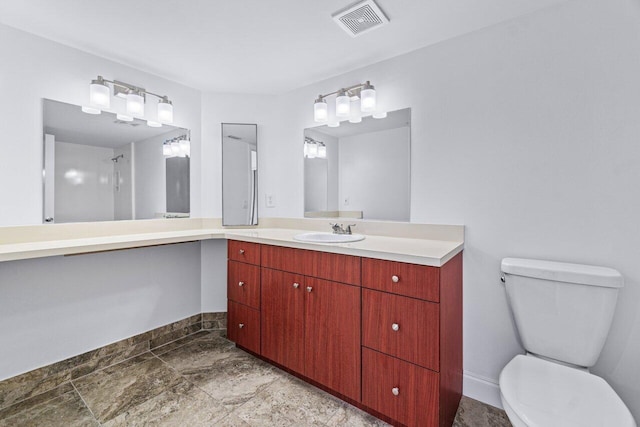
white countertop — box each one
[0,220,464,266]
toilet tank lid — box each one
[501,258,623,288]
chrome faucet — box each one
[330,223,356,235]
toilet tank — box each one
[501,258,623,368]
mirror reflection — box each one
[304,108,410,221]
[43,99,190,223]
[222,123,258,226]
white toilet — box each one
[499,257,636,427]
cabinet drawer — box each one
[363,289,439,371]
[227,261,261,309]
[227,301,260,354]
[362,258,439,302]
[228,240,261,265]
[261,245,361,285]
[363,348,439,427]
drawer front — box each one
[362,258,439,302]
[227,261,261,309]
[228,240,261,265]
[261,245,361,285]
[227,301,260,354]
[362,348,439,427]
[363,289,440,371]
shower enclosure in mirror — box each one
[222,123,258,226]
[304,108,410,221]
[43,99,190,224]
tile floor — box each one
[0,331,512,426]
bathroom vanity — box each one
[226,238,463,427]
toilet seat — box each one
[499,355,636,427]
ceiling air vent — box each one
[332,0,389,38]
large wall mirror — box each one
[222,123,258,226]
[43,99,190,224]
[304,108,411,221]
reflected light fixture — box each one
[84,75,175,124]
[163,134,191,158]
[317,143,327,159]
[81,106,101,114]
[304,137,327,159]
[312,80,377,123]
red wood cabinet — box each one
[226,240,463,427]
[362,253,463,427]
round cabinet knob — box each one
[306,286,313,293]
[238,323,245,329]
[238,281,245,287]
[293,283,300,289]
[391,275,400,283]
[239,249,245,255]
[392,387,399,396]
[391,323,400,332]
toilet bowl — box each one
[500,354,635,427]
[499,258,636,427]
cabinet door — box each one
[227,261,260,309]
[363,289,440,371]
[304,277,361,402]
[363,348,439,427]
[227,301,260,354]
[261,268,305,373]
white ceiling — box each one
[0,0,566,94]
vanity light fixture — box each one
[84,75,174,124]
[312,80,377,123]
[317,143,327,158]
[89,76,111,109]
[116,113,133,122]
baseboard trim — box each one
[463,370,503,409]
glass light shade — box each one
[335,93,350,117]
[157,101,173,124]
[317,145,327,158]
[307,143,318,158]
[360,87,376,112]
[126,92,145,116]
[147,120,162,128]
[349,116,362,123]
[328,121,340,128]
[163,144,172,157]
[89,81,110,109]
[179,139,190,157]
[314,99,328,122]
[116,113,133,122]
[81,106,101,115]
[372,111,387,119]
[304,142,310,157]
[171,141,180,156]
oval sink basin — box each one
[293,232,366,244]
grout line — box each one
[71,381,102,426]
